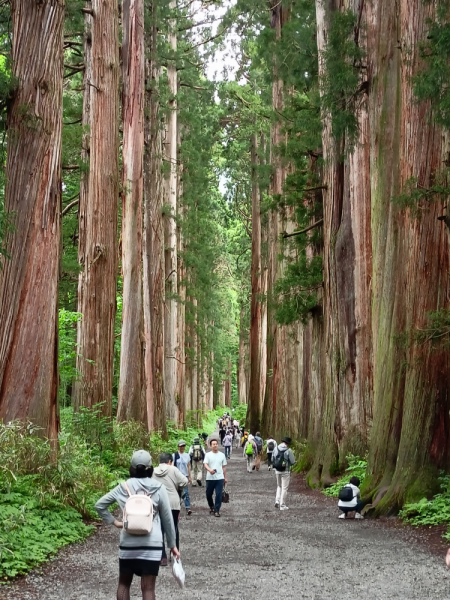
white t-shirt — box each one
[173,451,190,478]
[337,483,360,508]
[204,451,227,480]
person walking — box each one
[219,426,226,446]
[265,435,277,470]
[223,430,233,459]
[243,434,257,472]
[253,431,264,471]
[152,452,187,566]
[95,450,179,600]
[272,436,295,510]
[173,440,192,515]
[189,436,205,486]
[203,439,228,517]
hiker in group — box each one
[223,428,233,459]
[173,440,192,515]
[204,438,228,517]
[253,431,264,471]
[95,450,179,600]
[152,452,187,566]
[189,436,205,486]
[338,476,365,519]
[243,434,258,472]
[241,430,249,448]
[265,435,277,470]
[272,436,296,510]
[219,426,226,446]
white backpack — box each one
[122,481,154,535]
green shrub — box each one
[400,472,450,540]
[322,454,367,497]
[0,403,233,579]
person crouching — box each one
[338,476,364,519]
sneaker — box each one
[210,508,215,515]
[160,558,168,566]
[274,502,280,508]
[186,509,192,516]
[268,467,271,471]
[252,465,256,471]
[280,505,289,511]
[355,513,364,519]
[197,480,202,487]
[214,512,221,517]
[338,513,346,519]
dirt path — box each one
[5,452,450,600]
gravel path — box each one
[5,452,450,600]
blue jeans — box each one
[224,445,231,459]
[182,484,190,509]
[206,479,225,513]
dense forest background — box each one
[2,0,450,573]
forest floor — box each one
[5,453,450,600]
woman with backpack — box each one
[95,450,180,600]
[272,437,295,510]
[243,434,258,472]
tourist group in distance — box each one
[93,411,366,600]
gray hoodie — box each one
[152,464,188,510]
[272,443,295,471]
[95,477,176,558]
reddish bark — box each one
[117,0,146,423]
[0,0,64,440]
[74,0,120,416]
[143,2,166,433]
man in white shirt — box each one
[203,439,228,517]
[173,440,192,515]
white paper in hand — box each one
[172,557,185,588]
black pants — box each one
[267,452,273,467]
[339,500,364,515]
[161,509,180,559]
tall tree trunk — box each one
[74,0,120,416]
[263,0,289,438]
[176,141,185,426]
[143,0,166,433]
[0,0,64,439]
[248,134,264,428]
[237,305,248,404]
[164,1,179,423]
[117,0,146,423]
[365,0,450,510]
[306,0,373,486]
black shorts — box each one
[119,558,160,577]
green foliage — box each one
[58,309,81,406]
[400,473,450,540]
[391,173,450,213]
[396,307,450,349]
[414,2,450,128]
[322,454,367,497]
[0,403,232,579]
[321,9,366,146]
